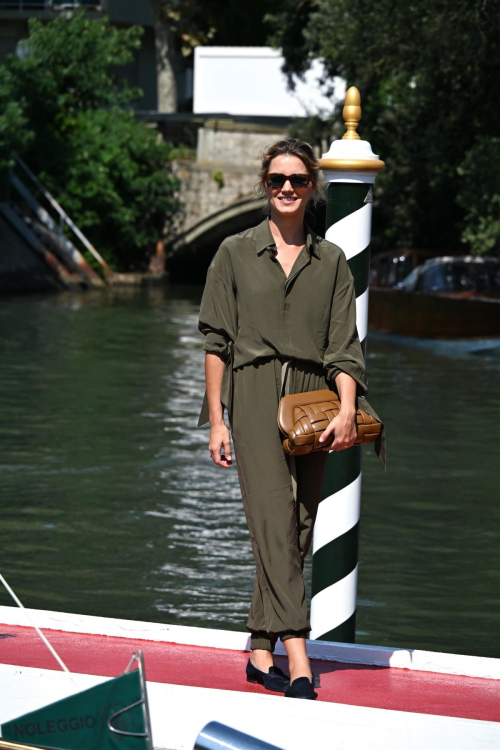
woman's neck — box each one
[269,212,306,248]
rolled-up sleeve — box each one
[323,252,368,396]
[198,241,237,362]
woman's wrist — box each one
[209,410,226,427]
[335,373,357,420]
[339,404,356,418]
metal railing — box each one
[0,1,101,10]
[13,158,112,279]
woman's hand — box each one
[209,421,233,468]
[319,409,357,451]
[205,352,232,468]
[319,372,358,451]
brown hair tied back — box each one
[257,137,325,207]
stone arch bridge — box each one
[164,120,326,282]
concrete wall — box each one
[105,0,152,26]
[173,123,286,233]
[172,160,259,233]
[197,126,285,167]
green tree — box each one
[0,66,32,173]
[146,0,285,111]
[457,137,500,256]
[3,10,179,270]
[268,0,500,256]
[40,107,179,270]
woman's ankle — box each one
[287,654,311,681]
[282,637,312,682]
[250,648,274,673]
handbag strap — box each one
[280,357,293,398]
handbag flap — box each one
[277,389,340,435]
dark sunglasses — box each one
[265,172,312,189]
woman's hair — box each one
[256,137,325,206]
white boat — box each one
[0,606,499,750]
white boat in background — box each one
[0,606,499,750]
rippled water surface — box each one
[0,286,498,658]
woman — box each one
[197,138,370,700]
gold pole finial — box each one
[342,86,361,140]
[319,86,384,172]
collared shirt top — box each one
[198,219,385,466]
[199,214,367,380]
[197,218,385,467]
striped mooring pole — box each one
[310,87,384,642]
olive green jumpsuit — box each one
[197,218,382,651]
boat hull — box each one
[369,288,500,337]
[0,607,499,750]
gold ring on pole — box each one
[320,158,385,172]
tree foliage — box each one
[146,0,285,112]
[0,67,32,173]
[2,10,179,270]
[457,137,500,256]
[151,0,282,54]
[39,107,180,270]
[267,0,500,256]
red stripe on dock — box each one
[0,625,498,722]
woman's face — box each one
[264,154,315,219]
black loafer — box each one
[284,676,317,700]
[246,658,290,692]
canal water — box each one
[0,285,498,659]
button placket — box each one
[284,251,311,354]
[267,246,287,281]
[284,250,310,294]
[266,244,311,353]
[266,246,288,349]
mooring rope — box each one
[0,573,79,689]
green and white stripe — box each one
[311,140,381,643]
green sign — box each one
[1,669,150,750]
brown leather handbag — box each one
[277,389,382,456]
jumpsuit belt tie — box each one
[197,341,234,428]
[279,357,298,503]
[220,341,234,423]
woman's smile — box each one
[265,154,315,217]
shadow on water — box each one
[0,284,499,658]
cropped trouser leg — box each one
[230,357,328,650]
[246,449,328,651]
